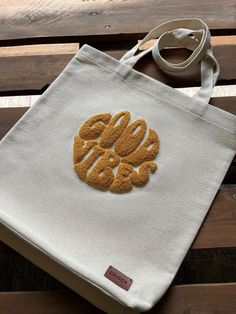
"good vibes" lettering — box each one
[73,111,159,193]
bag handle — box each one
[120,18,220,104]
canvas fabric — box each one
[0,18,235,313]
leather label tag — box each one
[104,265,133,291]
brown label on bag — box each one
[104,265,133,291]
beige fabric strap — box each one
[120,18,220,104]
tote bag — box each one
[0,18,235,313]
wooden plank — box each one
[0,107,28,140]
[155,283,236,314]
[0,43,80,57]
[192,188,236,249]
[139,36,236,50]
[173,248,236,285]
[209,97,236,114]
[0,283,235,313]
[0,44,236,93]
[0,0,235,44]
[211,35,236,45]
[0,290,102,314]
[0,44,79,93]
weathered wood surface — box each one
[0,0,235,44]
[139,36,236,50]
[191,187,236,249]
[0,290,102,314]
[153,283,236,314]
[0,43,235,92]
[0,283,235,313]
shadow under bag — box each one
[0,18,236,313]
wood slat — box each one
[209,97,236,115]
[0,290,102,314]
[0,107,28,140]
[152,283,236,314]
[0,0,235,44]
[0,43,235,93]
[0,44,79,93]
[0,283,235,313]
[0,43,80,57]
[173,248,236,285]
[192,188,236,249]
[139,35,236,50]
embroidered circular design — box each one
[73,111,159,193]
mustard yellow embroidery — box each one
[74,145,105,180]
[73,135,97,164]
[73,112,159,193]
[86,150,120,190]
[114,119,147,157]
[79,113,112,140]
[109,163,134,193]
[121,129,159,167]
[131,161,157,186]
[100,111,130,148]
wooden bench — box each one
[0,1,235,313]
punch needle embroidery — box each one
[73,111,159,193]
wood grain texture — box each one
[151,283,236,314]
[0,0,235,43]
[192,188,236,248]
[0,283,235,314]
[0,44,235,92]
[0,290,103,314]
[0,44,80,92]
[0,43,79,57]
[209,97,236,115]
[0,107,28,140]
[173,248,236,285]
[139,36,236,50]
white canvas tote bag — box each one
[0,18,236,313]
